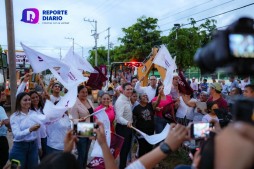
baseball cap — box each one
[210,82,222,92]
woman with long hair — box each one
[29,90,47,159]
[70,85,94,169]
[9,92,41,169]
[17,74,48,159]
[152,85,174,133]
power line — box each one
[161,2,254,32]
[159,0,213,21]
[89,0,116,17]
[97,0,126,16]
[159,0,234,27]
[182,2,254,27]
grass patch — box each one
[158,148,192,169]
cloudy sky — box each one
[0,0,253,59]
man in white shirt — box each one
[190,77,198,91]
[135,75,157,102]
[115,82,133,169]
[190,77,198,98]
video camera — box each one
[194,17,254,75]
[194,17,254,126]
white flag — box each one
[163,68,174,95]
[43,100,67,122]
[50,66,88,90]
[63,48,97,73]
[153,45,177,70]
[91,108,111,157]
[43,87,77,122]
[153,45,177,95]
[132,124,170,145]
[56,86,77,108]
[21,43,70,74]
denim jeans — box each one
[154,116,167,134]
[9,140,38,169]
[40,137,47,159]
[46,145,62,155]
[77,137,91,169]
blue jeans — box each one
[77,137,91,169]
[41,137,47,159]
[46,145,62,155]
[9,140,38,169]
[154,116,167,134]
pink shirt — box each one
[94,105,115,132]
[152,95,173,118]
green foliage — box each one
[87,17,217,69]
[164,18,217,69]
[117,16,161,61]
[88,46,108,66]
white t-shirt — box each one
[202,114,219,123]
[176,97,194,120]
[50,95,62,104]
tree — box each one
[162,18,217,69]
[117,16,161,61]
[87,46,108,66]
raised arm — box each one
[95,120,118,169]
[181,94,196,107]
[152,87,162,110]
[16,73,30,96]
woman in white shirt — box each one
[29,90,47,159]
[9,92,41,169]
[16,74,48,159]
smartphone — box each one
[73,122,97,137]
[191,122,213,139]
[11,159,20,169]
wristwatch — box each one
[160,142,172,155]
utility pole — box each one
[105,27,110,66]
[65,37,74,55]
[74,43,84,58]
[174,23,181,39]
[84,18,98,66]
[5,0,17,114]
[60,48,62,60]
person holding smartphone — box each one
[9,92,41,169]
[69,85,94,169]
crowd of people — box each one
[0,71,254,169]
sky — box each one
[0,0,253,59]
